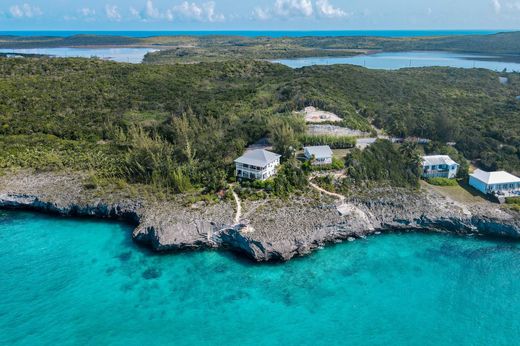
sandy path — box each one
[308,181,346,203]
[232,189,242,224]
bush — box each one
[310,157,345,171]
[345,139,420,188]
[506,197,520,205]
[273,159,308,196]
[299,135,355,149]
[426,177,459,186]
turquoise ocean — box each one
[1,210,519,345]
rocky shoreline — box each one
[1,171,519,262]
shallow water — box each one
[273,51,520,71]
[0,47,158,63]
[1,210,519,345]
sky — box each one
[0,0,518,31]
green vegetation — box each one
[294,65,520,174]
[507,197,520,204]
[344,140,421,188]
[506,197,520,212]
[268,116,306,159]
[426,177,459,186]
[302,157,345,171]
[299,134,356,149]
[0,57,519,196]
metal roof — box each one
[470,169,520,185]
[234,149,281,167]
[422,155,458,166]
[304,145,333,159]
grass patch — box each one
[506,197,520,212]
[426,177,459,186]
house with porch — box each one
[304,145,333,165]
[234,149,281,181]
[421,155,459,179]
[469,169,520,197]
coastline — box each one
[1,171,519,262]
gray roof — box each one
[304,145,333,159]
[422,155,458,167]
[235,149,281,167]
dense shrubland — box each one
[343,140,421,188]
[0,57,518,196]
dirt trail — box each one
[308,181,346,203]
[231,189,242,224]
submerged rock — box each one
[142,268,162,280]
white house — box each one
[421,155,459,179]
[469,169,520,197]
[234,149,281,181]
[304,145,333,165]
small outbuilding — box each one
[304,145,333,165]
[421,155,459,179]
[469,169,520,197]
[234,149,281,181]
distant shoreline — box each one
[0,29,510,39]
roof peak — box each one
[235,149,281,167]
[471,169,520,184]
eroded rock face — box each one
[1,171,519,262]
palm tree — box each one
[400,141,422,175]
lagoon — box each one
[1,210,520,345]
[273,51,520,71]
[0,47,158,63]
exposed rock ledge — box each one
[0,171,519,262]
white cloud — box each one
[145,0,161,19]
[253,7,271,20]
[254,0,349,20]
[505,1,520,10]
[316,0,347,18]
[492,0,502,13]
[274,0,313,17]
[79,7,96,17]
[170,1,225,22]
[105,4,121,21]
[129,6,140,18]
[9,3,43,18]
[126,1,223,22]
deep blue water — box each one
[1,210,520,345]
[0,30,507,38]
[273,51,520,71]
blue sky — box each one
[0,0,517,31]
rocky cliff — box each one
[1,171,519,262]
